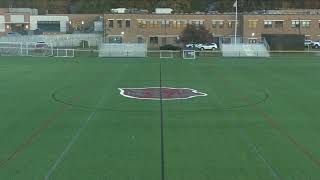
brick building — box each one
[104,10,320,47]
[242,14,320,41]
[1,8,320,48]
[103,13,238,48]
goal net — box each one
[54,49,75,57]
[183,50,196,59]
[0,42,23,56]
[160,50,174,59]
[25,42,54,57]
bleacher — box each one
[220,37,270,57]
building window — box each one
[108,36,122,43]
[168,21,173,28]
[150,20,156,28]
[108,20,114,28]
[291,20,300,28]
[172,21,177,28]
[264,21,272,28]
[142,20,147,28]
[199,20,204,27]
[301,21,310,28]
[177,21,181,28]
[125,20,131,28]
[319,21,320,28]
[137,20,142,28]
[155,20,160,28]
[160,20,166,28]
[181,21,187,28]
[248,20,257,28]
[212,21,217,28]
[275,21,283,28]
[150,36,158,44]
[137,37,144,43]
[117,20,122,28]
[146,21,150,28]
[37,21,60,32]
[166,20,170,28]
[191,20,203,29]
[219,21,224,28]
[161,37,167,45]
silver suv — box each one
[312,41,320,48]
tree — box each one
[180,24,213,45]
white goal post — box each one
[0,42,23,56]
[160,50,174,59]
[183,50,196,59]
[25,42,54,57]
[54,49,75,58]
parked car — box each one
[312,41,320,48]
[160,44,181,50]
[35,41,48,48]
[185,43,199,48]
[185,43,194,48]
[6,32,21,36]
[198,43,218,50]
[304,40,313,47]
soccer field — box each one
[0,56,320,180]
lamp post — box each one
[233,0,238,45]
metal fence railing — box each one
[0,45,320,59]
[54,49,320,59]
[0,34,103,48]
[220,37,268,45]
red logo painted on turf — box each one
[119,87,207,100]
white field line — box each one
[209,81,280,180]
[239,129,281,180]
[119,87,207,100]
[44,111,97,180]
[44,64,128,180]
[44,86,108,180]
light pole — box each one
[233,0,238,44]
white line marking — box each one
[240,129,281,180]
[44,94,106,180]
[212,84,279,179]
[119,87,207,100]
[45,64,129,180]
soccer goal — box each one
[183,50,196,59]
[0,42,23,56]
[160,50,174,59]
[54,49,75,58]
[25,42,54,57]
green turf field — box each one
[0,56,320,180]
